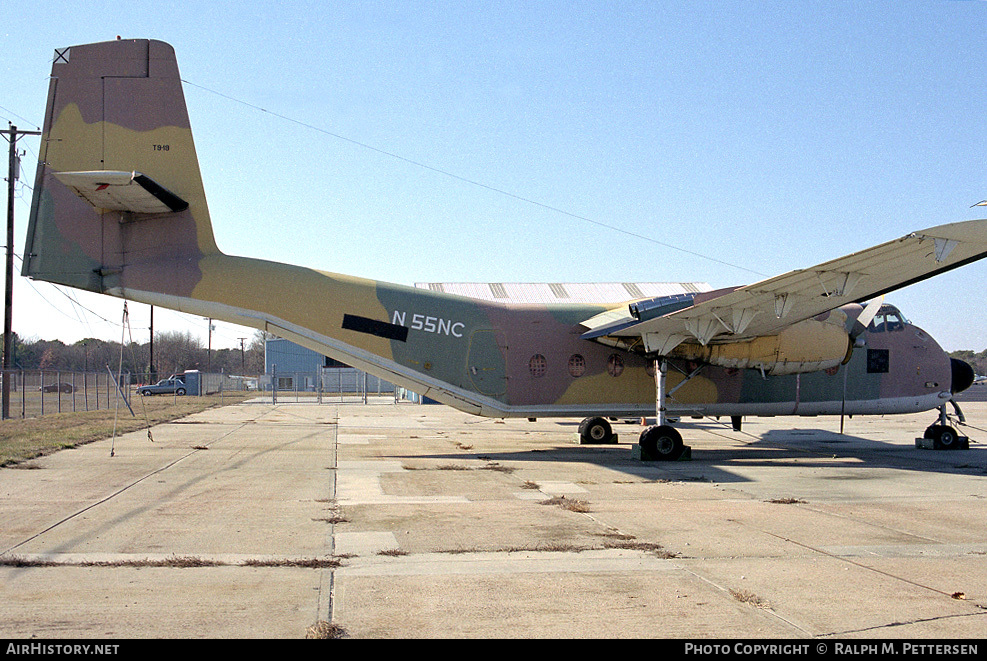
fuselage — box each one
[367,295,958,419]
[103,255,960,421]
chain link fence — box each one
[256,367,404,405]
[0,369,261,419]
[1,367,419,419]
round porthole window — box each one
[529,354,547,378]
[568,354,586,377]
[607,354,624,377]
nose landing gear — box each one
[917,403,969,450]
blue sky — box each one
[3,1,986,352]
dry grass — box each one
[312,515,349,524]
[0,393,255,467]
[402,461,517,474]
[0,555,218,568]
[480,462,516,474]
[541,496,591,513]
[306,620,346,639]
[433,539,676,557]
[604,540,678,558]
[242,557,341,568]
[730,589,770,608]
[0,554,341,569]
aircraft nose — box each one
[951,358,975,394]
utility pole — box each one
[206,318,213,372]
[238,337,246,372]
[149,305,155,383]
[2,124,41,420]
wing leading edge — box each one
[582,219,987,355]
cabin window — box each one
[568,354,586,377]
[607,354,625,377]
[868,308,908,333]
[529,354,547,378]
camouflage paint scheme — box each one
[23,40,985,423]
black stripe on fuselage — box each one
[342,314,409,342]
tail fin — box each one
[23,39,218,295]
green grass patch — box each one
[0,393,254,467]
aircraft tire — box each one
[923,424,965,450]
[579,416,613,444]
[933,425,960,450]
[639,425,684,461]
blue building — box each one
[264,338,394,393]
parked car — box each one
[138,378,187,396]
[39,383,74,393]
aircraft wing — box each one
[581,218,987,354]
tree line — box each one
[8,330,268,379]
[949,349,987,378]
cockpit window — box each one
[867,304,909,333]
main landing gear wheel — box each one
[578,416,615,444]
[639,425,685,461]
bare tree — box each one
[154,331,205,377]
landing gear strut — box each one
[637,357,691,461]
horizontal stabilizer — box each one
[54,170,189,214]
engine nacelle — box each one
[670,315,851,376]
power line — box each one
[181,78,768,278]
[0,105,39,132]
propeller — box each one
[843,295,884,364]
[851,295,885,342]
[840,296,884,433]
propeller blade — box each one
[850,295,885,341]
